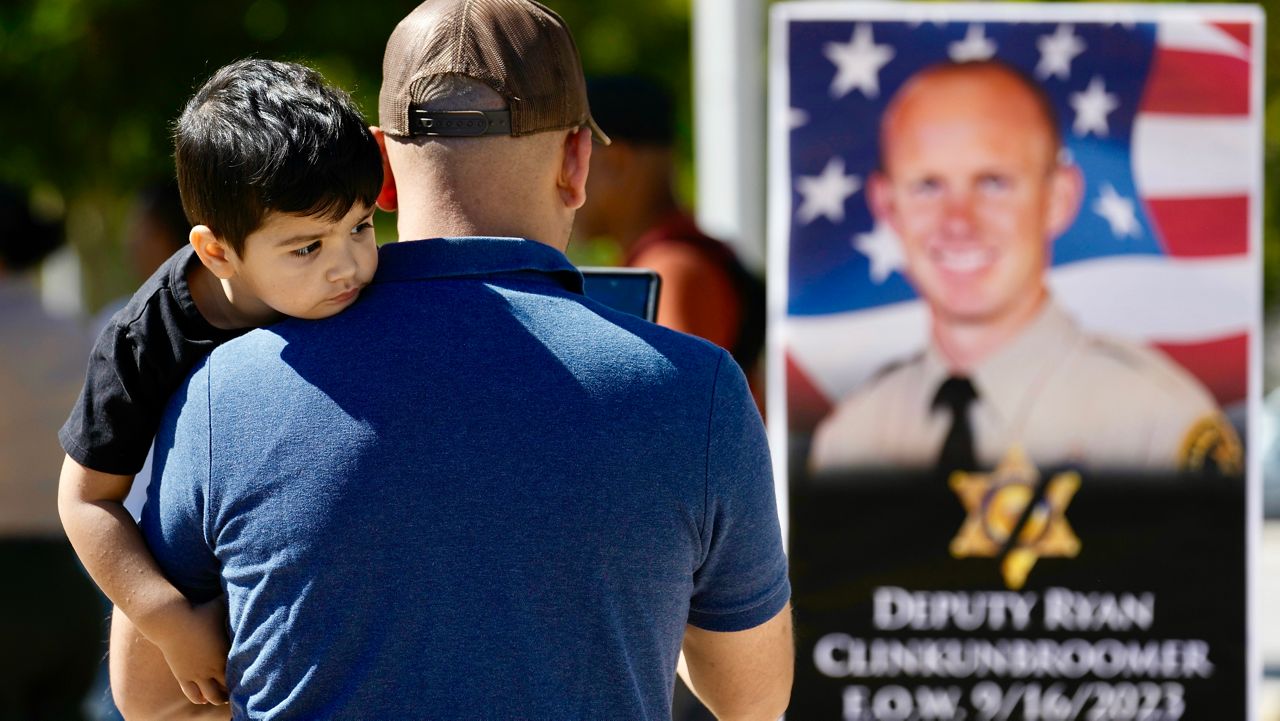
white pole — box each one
[692,0,766,272]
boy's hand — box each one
[154,597,231,706]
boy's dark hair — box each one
[175,59,382,256]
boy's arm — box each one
[56,455,228,705]
[110,606,231,721]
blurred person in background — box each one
[121,180,191,300]
[93,179,190,332]
[0,183,102,720]
[576,75,766,399]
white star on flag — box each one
[824,24,895,99]
[854,222,904,283]
[1036,25,1086,80]
[1070,75,1120,137]
[788,108,810,130]
[948,24,997,62]
[1092,183,1141,238]
[795,157,862,225]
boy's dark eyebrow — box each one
[274,210,375,246]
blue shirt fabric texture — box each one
[143,237,790,720]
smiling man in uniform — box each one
[810,61,1238,475]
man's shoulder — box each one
[201,325,291,382]
[826,352,927,421]
[1067,331,1217,415]
[1055,330,1240,471]
[809,352,926,467]
[564,292,733,381]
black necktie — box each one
[933,376,978,475]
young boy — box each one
[57,58,385,707]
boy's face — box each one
[228,203,379,320]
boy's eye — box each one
[293,241,322,257]
[352,221,375,236]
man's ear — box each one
[371,126,398,212]
[189,226,237,280]
[866,171,897,230]
[557,127,592,210]
[1046,163,1084,240]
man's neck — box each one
[395,216,570,253]
[394,193,570,253]
[931,290,1048,373]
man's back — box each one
[145,238,789,719]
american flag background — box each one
[769,4,1263,445]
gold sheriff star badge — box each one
[949,446,1081,590]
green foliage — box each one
[0,0,693,308]
[1,0,1273,324]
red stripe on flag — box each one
[1152,334,1248,407]
[1140,48,1250,115]
[1212,22,1252,50]
[1147,196,1249,257]
[786,351,832,433]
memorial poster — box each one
[767,4,1264,719]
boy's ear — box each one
[189,226,237,280]
[557,127,592,210]
[370,126,398,212]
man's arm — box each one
[679,604,794,721]
[110,607,231,721]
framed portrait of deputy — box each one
[766,3,1264,719]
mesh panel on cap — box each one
[379,0,601,140]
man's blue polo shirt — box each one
[143,238,790,720]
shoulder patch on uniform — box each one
[1177,412,1243,475]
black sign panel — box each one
[789,468,1246,721]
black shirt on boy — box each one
[60,247,245,476]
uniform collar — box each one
[922,299,1081,422]
[373,237,584,294]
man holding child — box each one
[100,1,792,718]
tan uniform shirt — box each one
[810,301,1237,472]
[0,278,86,536]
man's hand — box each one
[679,603,794,721]
[150,597,230,706]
